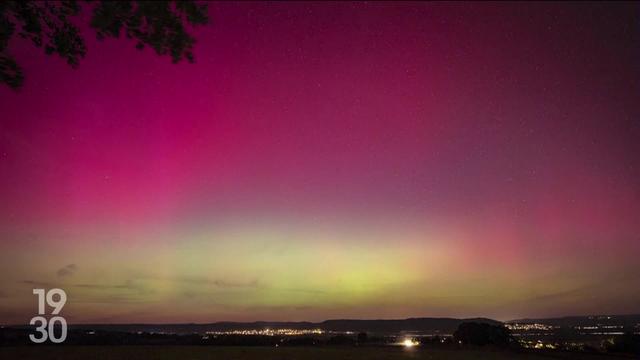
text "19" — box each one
[30,288,67,343]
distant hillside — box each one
[320,317,501,333]
[506,314,640,327]
[61,317,502,335]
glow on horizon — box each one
[403,339,420,348]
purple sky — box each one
[1,2,639,323]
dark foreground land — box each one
[0,346,634,360]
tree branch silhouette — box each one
[0,0,208,90]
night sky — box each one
[1,2,639,324]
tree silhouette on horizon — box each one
[0,0,209,90]
[453,322,515,348]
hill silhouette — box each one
[57,317,501,335]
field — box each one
[0,346,633,360]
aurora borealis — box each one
[1,2,639,324]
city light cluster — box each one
[506,323,554,331]
[206,328,325,336]
[519,340,558,349]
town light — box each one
[403,338,419,347]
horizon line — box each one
[4,312,639,327]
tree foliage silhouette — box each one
[453,322,514,347]
[0,1,208,89]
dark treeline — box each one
[2,323,638,356]
[0,327,397,347]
